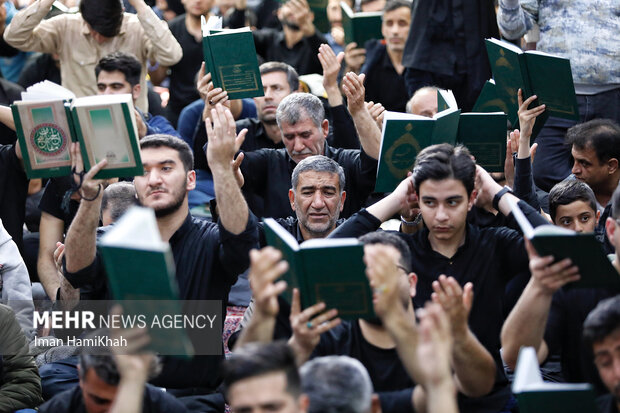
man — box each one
[57,109,258,395]
[583,295,620,413]
[223,341,309,413]
[361,0,411,113]
[405,86,438,118]
[497,0,620,193]
[100,182,139,227]
[238,92,378,219]
[95,52,179,139]
[4,0,182,111]
[39,352,187,412]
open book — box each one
[99,207,194,357]
[512,347,597,413]
[201,15,264,100]
[508,198,620,291]
[11,81,142,179]
[263,218,375,319]
[340,2,383,47]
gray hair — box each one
[405,86,438,114]
[291,155,345,193]
[300,356,373,413]
[101,181,138,224]
[276,93,325,130]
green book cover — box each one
[99,207,195,357]
[340,2,383,47]
[202,22,264,100]
[375,108,461,192]
[472,80,511,115]
[11,99,75,179]
[437,89,457,112]
[509,199,620,292]
[263,218,375,320]
[308,0,330,34]
[457,112,507,173]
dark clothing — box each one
[545,288,616,396]
[64,213,259,390]
[402,0,498,111]
[251,29,326,75]
[0,78,23,145]
[167,14,203,125]
[236,117,284,152]
[597,394,619,413]
[362,40,409,113]
[312,321,415,413]
[240,144,376,219]
[38,177,78,231]
[0,145,28,253]
[17,52,60,89]
[38,383,188,413]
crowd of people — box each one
[0,0,619,412]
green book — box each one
[512,347,598,413]
[375,107,461,192]
[485,38,579,137]
[201,16,264,100]
[457,112,507,173]
[308,0,330,34]
[340,2,383,47]
[263,218,375,320]
[99,207,194,357]
[11,81,143,179]
[509,199,620,291]
[472,79,511,115]
[437,89,457,112]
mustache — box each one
[291,148,314,156]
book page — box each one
[100,206,166,250]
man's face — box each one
[418,178,474,244]
[289,171,345,239]
[381,7,410,53]
[571,145,611,190]
[255,71,293,125]
[80,368,117,413]
[278,3,302,30]
[134,147,195,218]
[592,327,620,404]
[97,70,140,102]
[553,200,598,233]
[281,117,328,164]
[182,0,214,17]
[408,89,438,117]
[228,372,306,413]
[326,0,343,24]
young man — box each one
[4,0,182,112]
[583,295,620,413]
[95,52,179,139]
[223,341,309,413]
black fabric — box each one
[0,145,28,252]
[312,321,415,413]
[544,288,616,396]
[38,176,78,232]
[167,14,203,120]
[0,78,23,145]
[361,40,409,113]
[236,118,284,152]
[38,383,189,412]
[240,144,376,219]
[597,394,619,413]
[64,213,259,390]
[17,53,61,89]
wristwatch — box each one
[492,186,513,211]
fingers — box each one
[291,288,301,316]
[530,142,538,163]
[232,151,244,170]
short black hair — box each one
[260,62,299,93]
[412,144,476,196]
[80,0,123,38]
[79,353,120,386]
[359,231,412,273]
[222,341,301,399]
[582,295,620,346]
[548,179,597,223]
[139,134,194,173]
[95,52,142,87]
[383,0,411,13]
[565,119,620,164]
[101,182,138,224]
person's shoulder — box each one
[38,385,82,413]
[144,384,189,412]
[596,393,618,413]
[168,13,187,28]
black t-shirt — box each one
[38,176,79,232]
[362,41,409,113]
[0,145,27,251]
[312,320,415,413]
[38,383,189,412]
[597,394,619,413]
[251,30,326,76]
[167,14,203,116]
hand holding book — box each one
[70,141,109,201]
[249,247,289,320]
[524,238,581,296]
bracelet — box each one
[79,184,102,201]
[492,185,513,211]
[401,213,422,227]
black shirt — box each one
[362,40,409,113]
[17,53,61,89]
[0,145,27,252]
[38,384,188,413]
[597,394,619,413]
[251,29,326,76]
[167,14,203,117]
[64,213,259,390]
[0,79,23,145]
[39,176,79,232]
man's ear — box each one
[607,158,618,175]
[299,394,310,413]
[468,189,478,211]
[408,272,417,298]
[321,119,329,139]
[370,393,382,413]
[606,216,617,248]
[186,170,196,191]
[596,209,601,226]
[339,191,346,212]
[132,83,141,102]
[289,188,296,211]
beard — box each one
[281,18,301,31]
[138,185,187,218]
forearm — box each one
[287,336,314,366]
[212,165,248,234]
[384,310,423,383]
[496,0,530,40]
[109,373,147,413]
[37,255,60,301]
[138,2,183,65]
[235,313,276,348]
[0,105,15,130]
[350,107,380,159]
[501,281,552,369]
[367,192,402,223]
[325,85,343,107]
[451,329,495,397]
[4,0,54,50]
[425,381,458,413]
[65,197,102,273]
[513,156,541,211]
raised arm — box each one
[501,240,580,369]
[318,43,344,108]
[341,72,380,159]
[3,0,60,53]
[496,0,536,40]
[130,0,183,66]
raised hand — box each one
[431,275,472,339]
[70,142,108,201]
[318,43,344,106]
[344,42,366,73]
[205,104,247,172]
[342,72,367,114]
[249,247,289,319]
[516,88,545,143]
[525,239,580,295]
[364,244,406,319]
